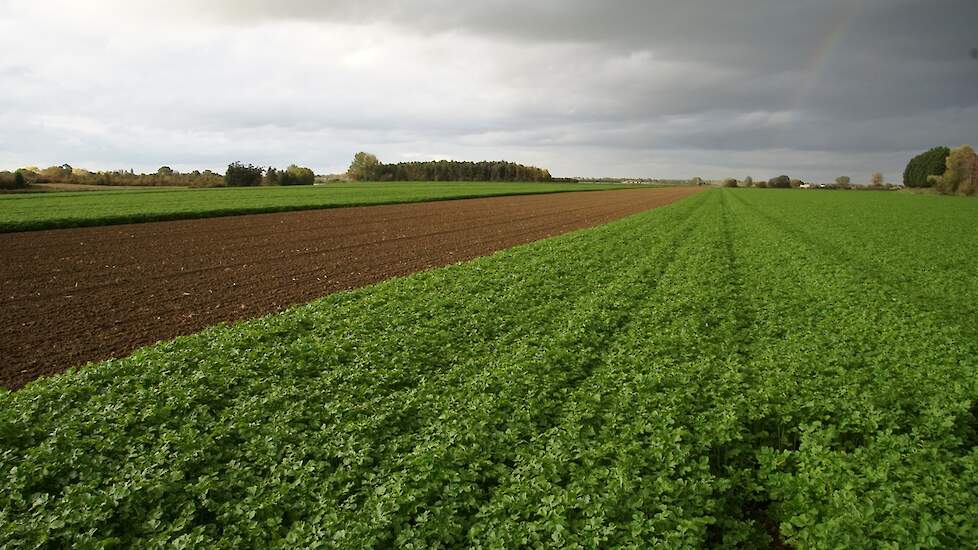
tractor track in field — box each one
[0,186,701,389]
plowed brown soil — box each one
[0,187,700,389]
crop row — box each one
[2,190,976,548]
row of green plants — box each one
[2,190,976,547]
[719,190,978,546]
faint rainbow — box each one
[791,2,864,112]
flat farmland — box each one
[0,181,641,232]
[0,186,699,389]
[2,189,978,548]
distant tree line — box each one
[265,165,316,186]
[0,170,28,190]
[223,163,316,187]
[90,167,227,187]
[6,165,227,188]
[715,173,904,191]
[717,175,798,188]
[223,163,263,187]
[2,162,317,189]
[347,152,552,182]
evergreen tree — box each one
[903,146,949,187]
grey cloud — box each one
[194,0,978,115]
[0,0,976,181]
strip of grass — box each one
[2,189,977,547]
[0,181,641,233]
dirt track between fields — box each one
[0,187,700,389]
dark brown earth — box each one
[0,187,701,389]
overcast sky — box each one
[1,0,976,181]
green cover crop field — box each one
[2,189,977,547]
[0,181,635,233]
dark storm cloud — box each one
[1,0,976,180]
[207,0,978,113]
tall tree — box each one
[347,152,383,181]
[903,146,949,187]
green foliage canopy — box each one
[903,146,949,188]
[278,165,315,186]
[347,152,384,181]
[224,162,263,187]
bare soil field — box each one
[0,186,699,389]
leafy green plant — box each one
[3,189,977,547]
